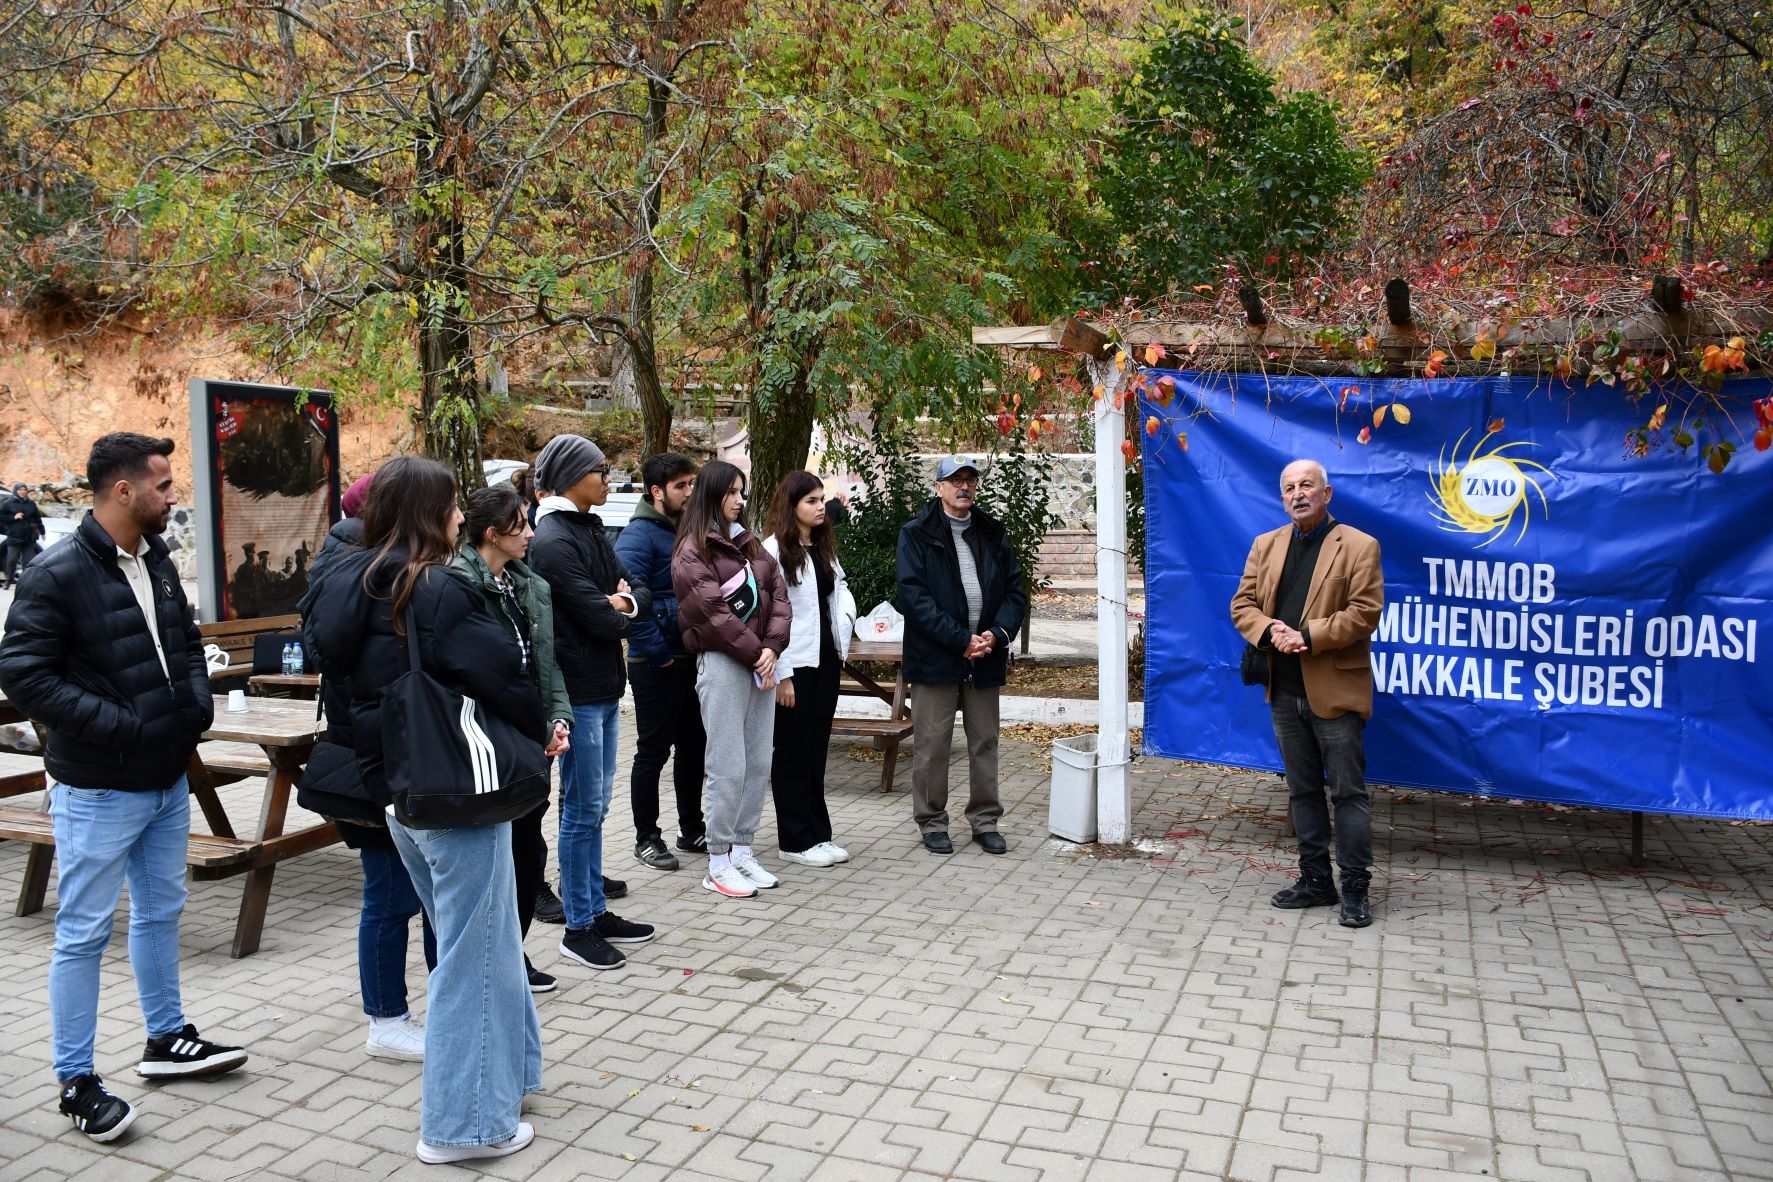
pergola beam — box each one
[972,316,1114,359]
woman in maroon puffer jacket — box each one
[670,460,791,899]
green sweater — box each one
[450,547,574,728]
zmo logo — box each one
[1428,428,1552,547]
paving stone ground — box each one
[0,712,1768,1182]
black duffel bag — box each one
[385,607,547,828]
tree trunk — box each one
[414,149,484,492]
[745,355,818,513]
[628,30,675,460]
[418,291,485,495]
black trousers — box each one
[1269,690,1372,882]
[512,798,550,938]
[4,540,37,583]
[629,659,707,845]
[770,647,841,853]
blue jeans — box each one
[1270,691,1373,881]
[48,779,190,1082]
[389,816,542,1148]
[556,700,619,928]
[357,845,437,1020]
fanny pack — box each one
[718,561,758,622]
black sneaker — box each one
[674,832,707,855]
[559,927,625,971]
[593,911,656,944]
[137,1024,248,1078]
[602,875,628,900]
[527,966,558,994]
[636,837,680,872]
[59,1074,136,1142]
[534,881,566,925]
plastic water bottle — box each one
[281,642,294,676]
[289,642,304,675]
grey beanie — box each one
[533,434,606,495]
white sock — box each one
[732,844,753,860]
[370,1013,411,1028]
[710,852,732,871]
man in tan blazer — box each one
[1230,459,1384,927]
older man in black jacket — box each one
[0,433,248,1145]
[896,456,1028,856]
[0,480,45,588]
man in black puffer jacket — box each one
[0,433,248,1145]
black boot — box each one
[1271,875,1339,909]
[1338,874,1372,928]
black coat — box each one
[295,517,387,842]
[0,494,44,546]
[894,500,1027,688]
[301,543,546,808]
[525,506,651,705]
[0,513,213,790]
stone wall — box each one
[36,500,201,582]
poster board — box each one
[188,379,341,623]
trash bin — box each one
[1049,733,1099,843]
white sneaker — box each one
[702,863,758,898]
[781,845,836,867]
[731,851,780,889]
[365,1016,425,1062]
[815,841,851,863]
[417,1122,534,1164]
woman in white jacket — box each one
[762,471,857,867]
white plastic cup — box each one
[226,689,248,713]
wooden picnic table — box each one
[838,638,914,791]
[6,693,335,957]
[0,687,28,728]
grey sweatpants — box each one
[696,650,775,855]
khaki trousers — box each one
[909,682,1002,835]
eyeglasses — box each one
[591,465,612,479]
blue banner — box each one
[1139,371,1773,820]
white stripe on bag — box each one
[458,698,497,794]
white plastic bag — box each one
[203,643,231,676]
[856,602,904,643]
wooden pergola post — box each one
[974,316,1131,844]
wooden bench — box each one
[0,750,46,799]
[838,640,914,791]
[197,740,272,778]
[198,614,301,683]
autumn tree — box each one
[1087,13,1370,302]
[3,0,734,489]
[678,0,1109,505]
[1346,0,1773,271]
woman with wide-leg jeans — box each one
[303,457,548,1164]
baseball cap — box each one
[934,455,980,481]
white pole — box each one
[1089,355,1132,844]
